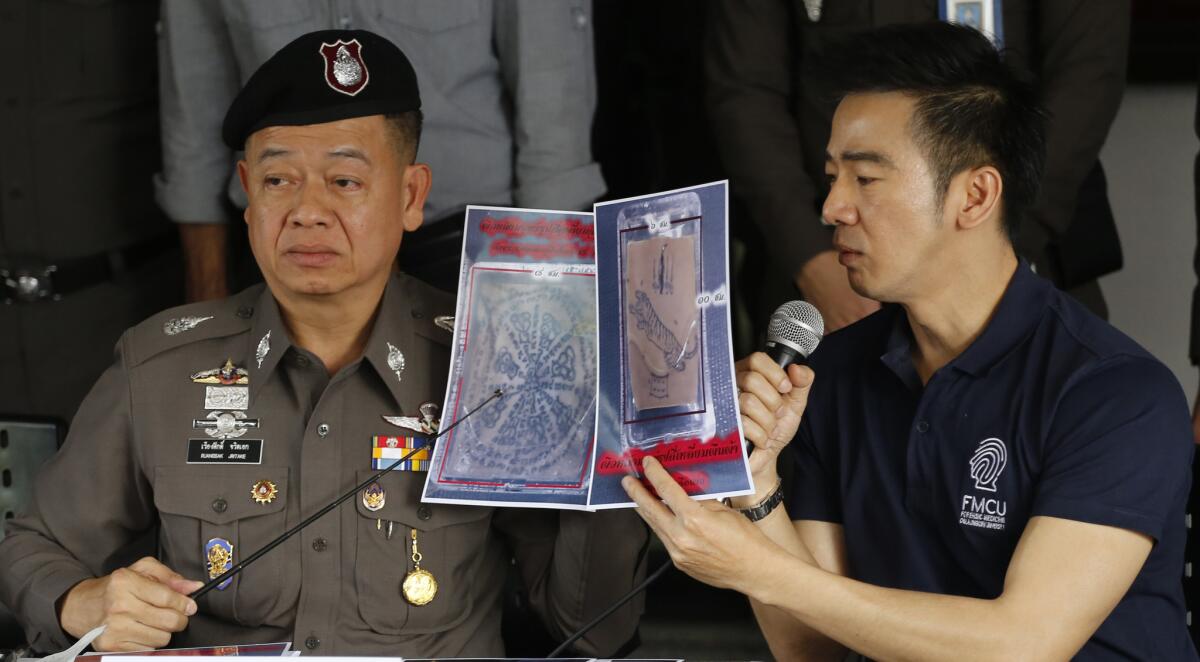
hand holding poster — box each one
[422,183,751,510]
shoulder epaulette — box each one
[405,276,456,347]
[123,285,266,367]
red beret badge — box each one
[319,39,369,96]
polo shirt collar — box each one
[880,305,922,391]
[879,259,1049,384]
[950,260,1049,377]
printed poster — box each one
[588,181,752,508]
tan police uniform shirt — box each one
[0,273,647,656]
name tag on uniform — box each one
[187,438,263,464]
[941,0,1004,49]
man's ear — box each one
[236,160,254,226]
[401,163,432,233]
[954,165,1003,231]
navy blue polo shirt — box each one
[789,262,1197,660]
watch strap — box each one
[739,481,784,522]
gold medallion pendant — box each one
[402,528,437,605]
[403,567,438,606]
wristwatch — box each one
[737,480,784,522]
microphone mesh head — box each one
[767,300,824,358]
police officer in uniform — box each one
[0,30,646,657]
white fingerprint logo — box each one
[969,438,1007,492]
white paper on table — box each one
[19,625,105,662]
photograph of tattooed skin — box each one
[442,269,597,484]
[623,234,702,412]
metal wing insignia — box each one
[382,415,430,434]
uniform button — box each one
[411,309,424,319]
[235,306,254,319]
[317,423,330,438]
[312,537,328,552]
[417,505,432,521]
[211,498,228,514]
[916,420,930,433]
[304,637,320,650]
[294,354,310,367]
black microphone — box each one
[190,388,504,600]
[763,300,824,369]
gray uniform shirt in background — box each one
[0,0,181,422]
[706,0,1129,280]
[0,273,647,656]
[155,0,605,225]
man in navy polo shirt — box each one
[624,21,1197,660]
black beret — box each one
[222,29,421,149]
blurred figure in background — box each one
[707,0,1129,332]
[0,0,180,424]
[157,0,602,297]
[1190,73,1200,441]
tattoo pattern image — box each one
[653,243,673,295]
[628,291,699,397]
[445,271,596,484]
[624,235,701,409]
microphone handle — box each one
[190,389,504,600]
[765,341,802,369]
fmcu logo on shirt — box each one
[959,437,1008,531]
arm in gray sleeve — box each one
[495,0,606,212]
[154,0,241,225]
[0,338,155,652]
[705,0,830,277]
[1029,0,1130,239]
[495,509,649,656]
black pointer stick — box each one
[190,388,504,600]
[546,559,673,658]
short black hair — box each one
[813,21,1047,243]
[384,110,423,164]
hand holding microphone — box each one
[735,301,824,490]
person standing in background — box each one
[1190,75,1200,442]
[157,0,603,298]
[707,0,1128,332]
[0,0,180,424]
